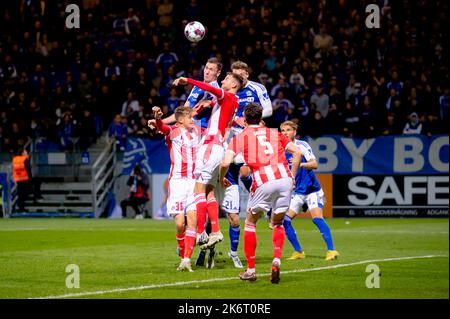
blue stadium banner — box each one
[122,138,171,175]
[305,135,449,175]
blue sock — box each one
[283,215,302,252]
[240,175,252,192]
[312,217,334,250]
[229,224,241,252]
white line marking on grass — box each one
[29,254,448,299]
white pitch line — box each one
[29,254,448,299]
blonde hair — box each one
[174,106,192,121]
[231,61,249,72]
[280,120,298,131]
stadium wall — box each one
[121,135,449,218]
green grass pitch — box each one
[0,218,448,299]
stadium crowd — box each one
[0,0,448,154]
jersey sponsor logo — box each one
[239,97,256,103]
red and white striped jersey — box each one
[165,124,202,179]
[227,125,293,191]
[186,78,238,144]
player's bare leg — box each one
[178,210,196,272]
[270,211,286,284]
[228,212,243,268]
[310,207,339,261]
[240,210,262,281]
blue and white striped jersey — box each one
[185,80,219,128]
[285,139,322,195]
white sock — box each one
[182,257,190,263]
[247,268,255,274]
[230,251,237,257]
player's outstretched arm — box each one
[184,78,224,99]
[300,159,318,170]
[162,113,177,125]
[286,143,302,179]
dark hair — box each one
[227,72,244,91]
[244,103,263,125]
[133,164,142,175]
[207,57,223,73]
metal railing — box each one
[91,141,117,217]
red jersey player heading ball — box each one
[172,73,244,251]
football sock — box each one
[240,174,253,192]
[272,224,286,260]
[206,197,220,233]
[205,219,212,235]
[195,193,207,234]
[229,224,241,252]
[283,215,303,252]
[312,217,335,250]
[184,227,197,259]
[244,221,257,269]
[176,232,185,259]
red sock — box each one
[184,227,197,259]
[176,232,185,259]
[272,224,286,260]
[207,198,220,233]
[195,193,207,234]
[244,222,257,269]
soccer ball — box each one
[184,21,206,42]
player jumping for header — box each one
[172,72,244,251]
[150,106,202,272]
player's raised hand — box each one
[147,119,157,129]
[172,77,188,86]
[152,106,163,119]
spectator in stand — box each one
[104,58,121,78]
[108,114,128,152]
[387,70,404,95]
[270,74,290,99]
[403,112,424,135]
[165,87,181,111]
[57,112,77,151]
[271,90,295,127]
[121,91,140,117]
[310,85,329,119]
[77,108,97,151]
[341,101,361,137]
[439,87,449,124]
[381,112,402,136]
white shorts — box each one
[167,177,196,216]
[194,143,225,186]
[247,177,293,215]
[217,184,240,214]
[289,189,325,213]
